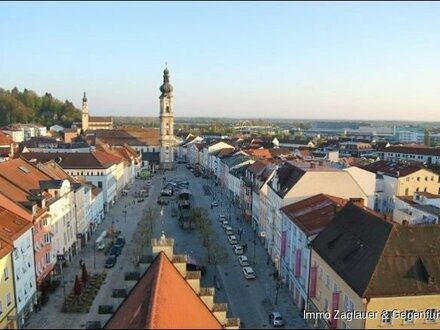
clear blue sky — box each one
[1,1,440,121]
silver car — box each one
[269,312,285,327]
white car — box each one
[242,266,256,279]
[228,235,238,245]
[238,255,249,267]
[269,312,285,327]
[225,226,234,235]
[222,221,230,229]
[233,245,244,255]
[211,201,218,207]
[218,214,226,221]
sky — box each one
[1,1,440,121]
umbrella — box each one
[73,275,81,296]
[81,263,88,284]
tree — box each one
[131,207,158,268]
[192,206,229,266]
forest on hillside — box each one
[0,87,81,127]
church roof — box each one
[105,251,222,329]
[88,116,113,123]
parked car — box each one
[146,180,152,186]
[211,200,218,207]
[227,235,238,245]
[233,245,244,255]
[114,236,126,249]
[110,246,122,257]
[161,189,173,196]
[269,312,285,327]
[218,214,226,221]
[238,255,250,267]
[225,226,234,236]
[242,266,256,279]
[221,221,230,229]
[104,255,117,268]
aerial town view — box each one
[1,1,440,329]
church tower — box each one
[81,92,89,131]
[159,68,175,170]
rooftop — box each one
[105,251,222,329]
[281,194,347,236]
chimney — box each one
[349,198,364,208]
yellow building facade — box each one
[308,202,440,330]
[0,240,17,329]
[309,252,440,329]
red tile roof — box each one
[281,194,347,235]
[92,128,160,147]
[380,145,440,156]
[105,252,222,329]
[247,159,273,176]
[0,207,33,243]
[20,151,118,169]
[360,160,426,177]
[243,148,272,159]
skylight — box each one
[19,166,30,173]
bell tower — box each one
[159,68,175,170]
[81,92,89,131]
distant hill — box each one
[0,87,81,127]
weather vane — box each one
[165,61,168,68]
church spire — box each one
[160,67,173,98]
[82,91,87,103]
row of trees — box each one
[0,87,81,127]
[191,207,229,266]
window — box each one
[6,293,11,306]
[381,310,392,326]
[319,268,323,280]
[404,310,415,325]
[45,252,51,265]
[325,274,330,288]
[405,188,409,195]
[417,177,420,181]
[333,283,339,293]
[425,176,428,181]
[426,308,438,323]
[44,233,51,244]
[323,298,329,312]
[0,301,2,314]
